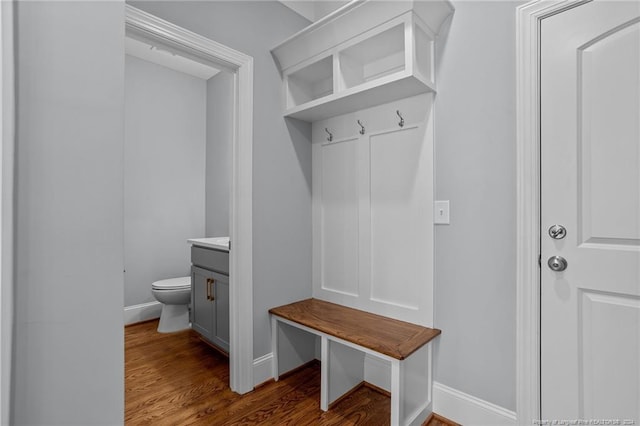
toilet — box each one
[151,276,191,333]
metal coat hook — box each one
[325,128,333,142]
[396,110,404,128]
[357,120,365,135]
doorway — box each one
[125,5,254,394]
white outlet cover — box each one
[434,200,450,225]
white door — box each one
[541,0,640,421]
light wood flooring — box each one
[125,320,458,425]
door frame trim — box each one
[0,1,15,423]
[125,5,255,394]
[515,0,591,421]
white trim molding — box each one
[0,1,15,423]
[515,1,590,423]
[124,301,162,326]
[433,382,517,426]
[125,6,255,394]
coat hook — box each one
[325,128,333,142]
[357,120,365,135]
[396,110,404,128]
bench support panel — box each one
[402,343,433,425]
[272,318,316,379]
[322,337,365,410]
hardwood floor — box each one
[125,320,457,425]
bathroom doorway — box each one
[124,6,254,394]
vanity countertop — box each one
[188,237,230,252]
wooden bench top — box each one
[269,298,441,360]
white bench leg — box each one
[320,336,329,411]
[321,337,365,412]
[271,316,279,381]
[391,344,433,426]
[390,359,404,426]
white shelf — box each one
[285,72,434,122]
[338,23,405,90]
[286,55,333,109]
[272,0,453,122]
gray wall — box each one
[124,55,206,307]
[205,71,233,237]
[129,1,313,358]
[14,1,124,424]
[434,0,521,411]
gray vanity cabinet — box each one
[190,246,229,353]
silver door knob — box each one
[548,224,567,240]
[547,256,568,272]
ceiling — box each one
[279,1,352,22]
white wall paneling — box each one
[370,125,430,312]
[312,94,434,326]
[320,137,359,296]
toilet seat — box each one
[151,276,191,291]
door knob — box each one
[548,224,567,240]
[547,256,568,272]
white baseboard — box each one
[433,382,517,426]
[253,352,274,387]
[124,301,162,325]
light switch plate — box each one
[434,200,450,225]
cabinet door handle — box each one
[206,278,211,300]
[210,278,216,301]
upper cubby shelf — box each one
[271,0,454,122]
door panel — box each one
[580,291,640,419]
[579,20,640,245]
[191,266,214,339]
[541,1,640,420]
[212,271,230,353]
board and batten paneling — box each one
[312,94,434,326]
[320,137,360,296]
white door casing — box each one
[125,6,254,394]
[0,1,15,423]
[541,0,640,421]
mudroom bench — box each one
[269,298,441,426]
